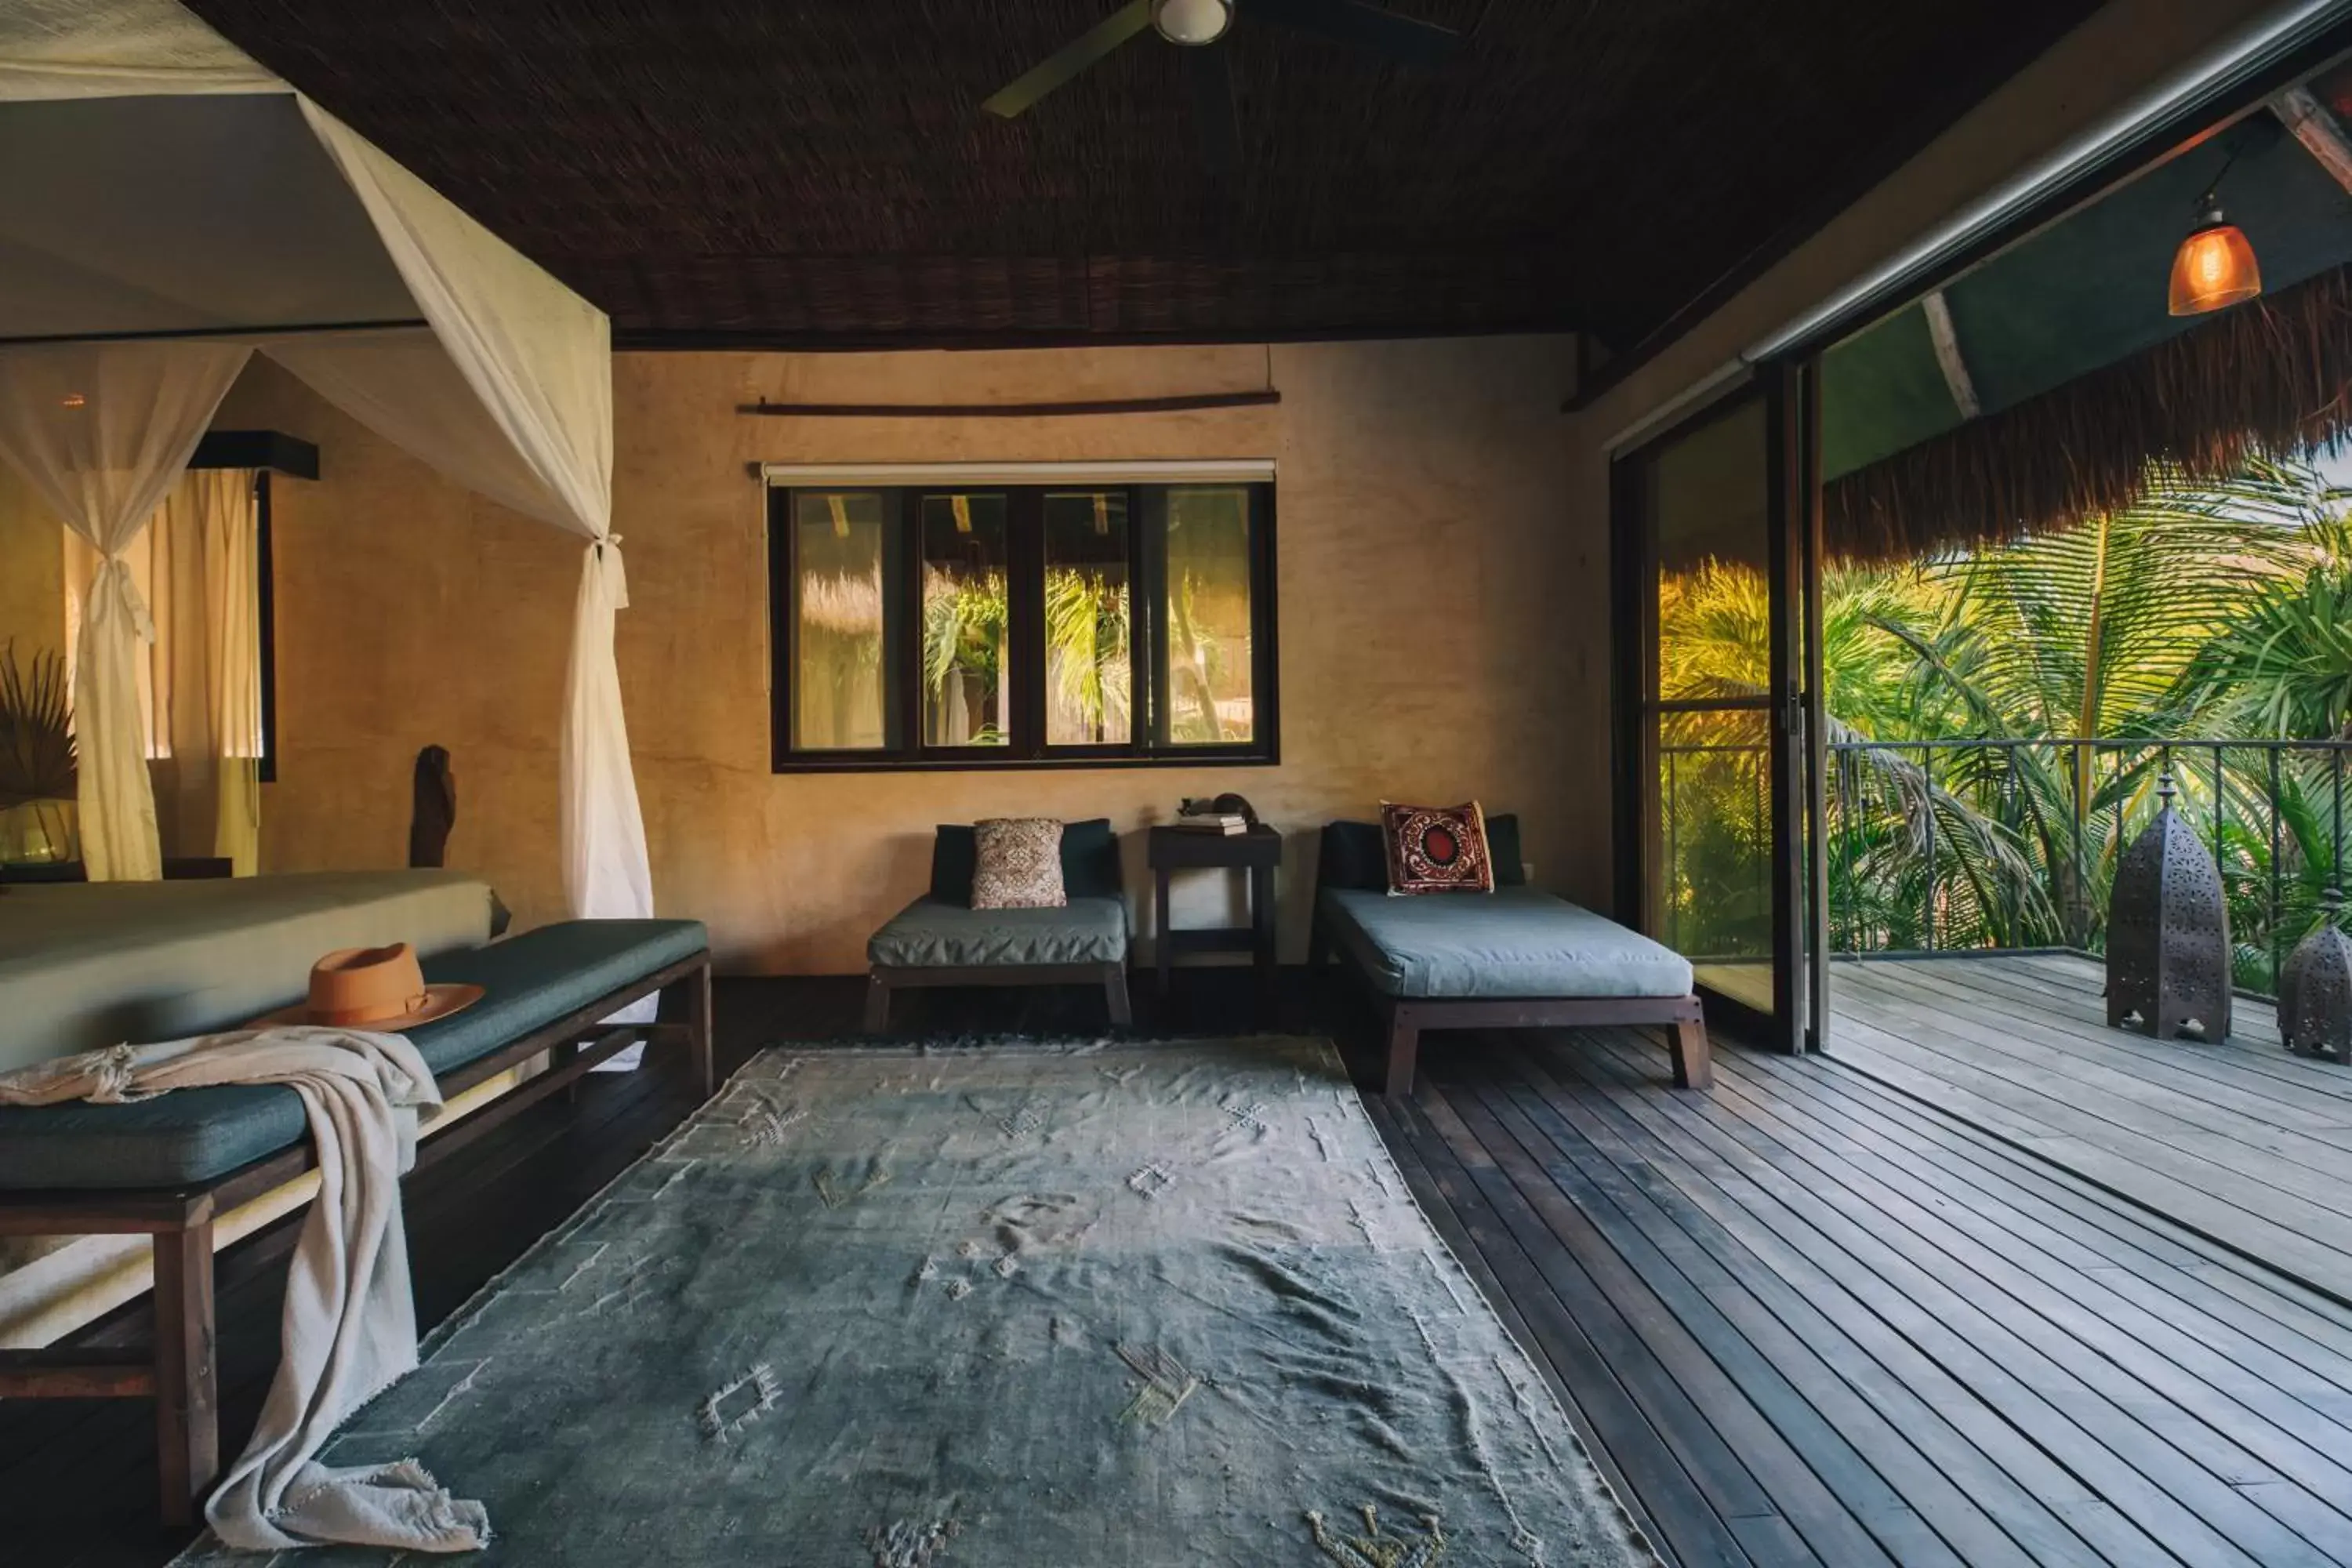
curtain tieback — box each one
[589,534,630,612]
[90,552,157,644]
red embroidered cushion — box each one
[1380,801,1494,895]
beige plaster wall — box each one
[0,463,64,664]
[1559,0,2302,913]
[220,337,1584,972]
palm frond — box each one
[0,640,74,810]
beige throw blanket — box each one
[0,1028,490,1553]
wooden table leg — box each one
[153,1221,218,1526]
[688,959,716,1097]
[1251,861,1277,1007]
[1155,868,1174,1000]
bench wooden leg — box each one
[152,1221,218,1526]
[1383,1007,1421,1102]
[687,958,715,1098]
[1104,965,1134,1029]
[1671,1010,1714,1091]
[862,971,892,1033]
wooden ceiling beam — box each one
[1921,289,1981,419]
[2272,85,2352,194]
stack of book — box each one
[1173,813,1251,836]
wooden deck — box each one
[1379,1013,2352,1567]
[1828,953,2352,1308]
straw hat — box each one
[250,942,483,1030]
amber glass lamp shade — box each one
[2168,216,2262,316]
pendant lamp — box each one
[2168,197,2263,316]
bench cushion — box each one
[0,918,709,1192]
[869,896,1128,970]
[1321,886,1693,1000]
[406,919,709,1076]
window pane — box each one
[920,492,1010,747]
[1160,487,1254,745]
[1044,492,1131,746]
[790,491,890,751]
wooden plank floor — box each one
[1826,954,2352,1308]
[19,967,2352,1566]
[1382,1018,2352,1568]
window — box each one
[770,480,1276,770]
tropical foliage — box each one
[0,640,74,808]
[1659,456,2352,993]
[0,641,77,866]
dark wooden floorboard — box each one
[1497,1029,2190,1567]
[22,965,2352,1566]
[1827,956,2352,1307]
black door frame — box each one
[1610,365,1815,1054]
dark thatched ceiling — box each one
[183,0,2104,349]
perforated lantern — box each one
[2106,773,2232,1042]
[2280,888,2352,1060]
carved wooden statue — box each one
[2106,773,2231,1042]
[408,745,456,869]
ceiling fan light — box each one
[1152,0,1232,46]
[2168,209,2262,316]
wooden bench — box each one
[0,918,712,1524]
[1310,822,1710,1099]
[863,821,1133,1033]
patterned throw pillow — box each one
[971,818,1069,909]
[1381,801,1494,895]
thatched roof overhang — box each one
[1824,79,2352,564]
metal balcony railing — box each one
[1658,736,2352,996]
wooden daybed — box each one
[1310,820,1710,1098]
[0,917,713,1523]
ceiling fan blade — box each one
[1189,46,1240,183]
[1250,0,1461,66]
[982,0,1156,118]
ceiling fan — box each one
[982,0,1461,172]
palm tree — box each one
[1662,454,2351,970]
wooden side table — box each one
[1149,824,1283,998]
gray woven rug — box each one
[183,1037,1656,1566]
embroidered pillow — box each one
[1381,801,1494,895]
[971,818,1068,909]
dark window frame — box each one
[768,481,1279,773]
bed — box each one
[0,869,500,1073]
[1312,820,1711,1098]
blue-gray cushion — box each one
[0,1084,308,1195]
[1321,886,1692,999]
[407,919,709,1076]
[0,918,710,1192]
[869,896,1128,969]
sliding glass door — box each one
[1614,367,1820,1052]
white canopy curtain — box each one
[62,464,266,873]
[0,0,653,923]
[0,340,248,880]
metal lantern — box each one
[2107,772,2232,1042]
[2281,888,2352,1060]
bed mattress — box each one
[0,870,498,1073]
